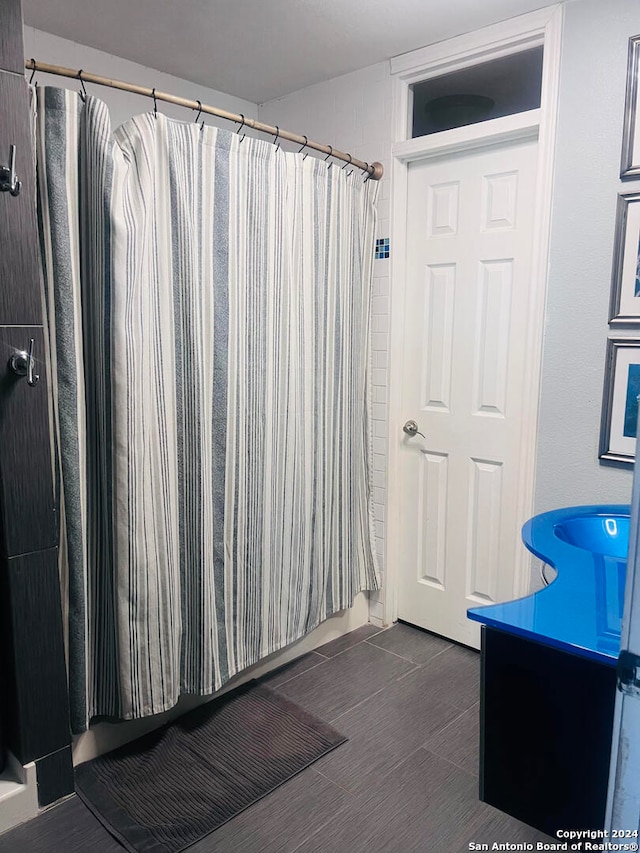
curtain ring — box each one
[194,100,202,123]
[77,69,87,102]
[152,87,158,118]
[342,153,353,171]
[28,59,37,85]
[363,162,370,182]
[273,126,280,151]
[297,135,308,154]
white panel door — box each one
[398,138,538,648]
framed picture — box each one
[621,35,640,178]
[609,193,640,324]
[599,338,640,463]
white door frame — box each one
[385,5,564,627]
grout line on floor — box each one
[312,766,359,798]
[327,679,403,724]
[364,638,455,667]
[430,702,477,736]
[419,745,479,782]
[324,633,388,662]
[394,645,458,681]
[269,656,330,688]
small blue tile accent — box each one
[375,237,390,260]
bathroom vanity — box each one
[468,506,628,838]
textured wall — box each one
[533,0,640,512]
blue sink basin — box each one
[467,505,631,665]
[553,516,629,558]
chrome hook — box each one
[8,338,39,387]
[0,145,21,197]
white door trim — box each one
[385,4,563,627]
[394,109,541,163]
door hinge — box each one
[617,650,640,697]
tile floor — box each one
[0,622,554,853]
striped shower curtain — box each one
[34,87,379,733]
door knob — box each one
[8,338,39,387]
[403,419,425,439]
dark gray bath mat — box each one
[75,681,347,853]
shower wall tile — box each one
[2,547,70,765]
[0,0,24,73]
[0,326,56,557]
[0,73,45,325]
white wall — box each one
[534,0,639,512]
[260,63,394,625]
[23,26,258,129]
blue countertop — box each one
[467,505,630,666]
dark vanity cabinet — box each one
[480,626,617,837]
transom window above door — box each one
[411,46,544,138]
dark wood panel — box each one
[480,627,616,836]
[1,546,70,764]
[0,72,43,324]
[0,0,25,74]
[36,746,74,807]
[0,326,56,556]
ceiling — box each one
[22,0,561,104]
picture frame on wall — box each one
[608,192,640,324]
[621,34,640,178]
[599,337,640,464]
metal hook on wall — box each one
[77,69,87,102]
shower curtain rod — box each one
[25,59,384,180]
